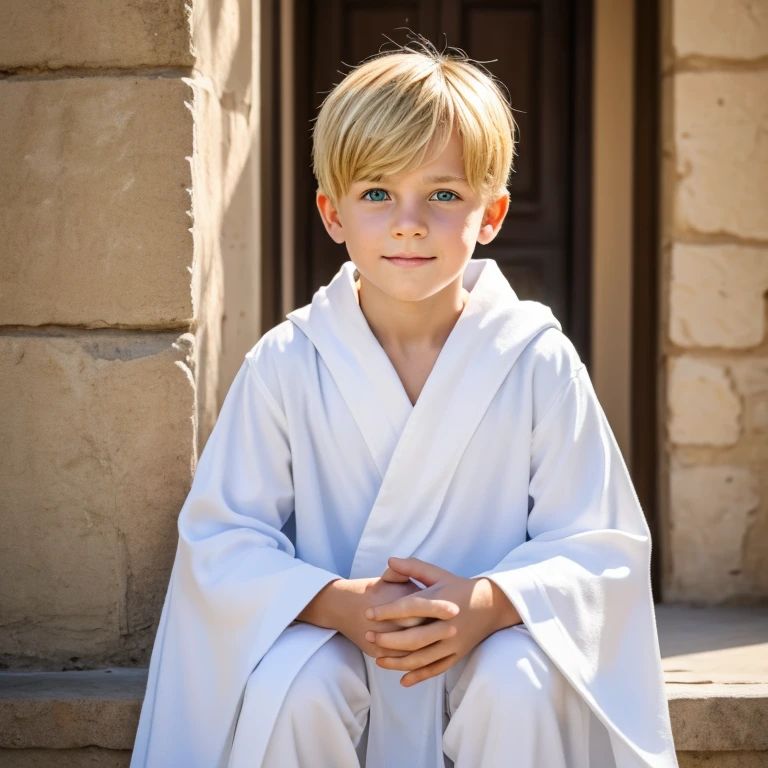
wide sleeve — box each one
[129,355,341,767]
[474,364,678,768]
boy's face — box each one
[316,126,509,303]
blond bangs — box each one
[311,40,517,207]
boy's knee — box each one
[280,632,370,720]
[453,627,561,717]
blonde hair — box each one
[311,35,517,208]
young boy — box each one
[131,39,677,768]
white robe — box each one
[129,258,677,768]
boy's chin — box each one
[367,276,447,304]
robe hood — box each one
[287,258,561,372]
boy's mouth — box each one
[383,254,436,267]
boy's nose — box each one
[391,217,427,239]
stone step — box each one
[0,605,765,766]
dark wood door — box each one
[291,0,593,362]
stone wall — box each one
[661,0,768,602]
[0,0,259,669]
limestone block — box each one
[731,358,768,433]
[673,0,768,61]
[668,357,741,445]
[0,669,144,750]
[668,465,760,601]
[0,0,192,69]
[746,393,768,432]
[670,245,768,348]
[669,683,768,751]
[674,71,768,240]
[0,748,131,766]
[677,754,768,768]
[730,358,768,396]
[0,77,194,328]
[0,332,195,668]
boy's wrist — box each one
[296,578,350,630]
[472,577,523,636]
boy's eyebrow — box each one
[422,174,469,184]
[360,173,469,184]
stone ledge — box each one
[0,0,193,70]
[1,669,766,754]
[0,669,144,750]
[668,684,768,752]
[0,606,766,753]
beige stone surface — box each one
[678,752,768,767]
[0,332,196,668]
[0,0,192,70]
[0,669,143,749]
[673,0,768,61]
[0,77,194,328]
[731,358,768,396]
[747,394,768,432]
[668,358,741,446]
[187,61,255,451]
[674,71,768,240]
[0,749,130,767]
[668,465,760,601]
[669,685,768,751]
[657,603,768,683]
[669,245,768,349]
[1,607,767,758]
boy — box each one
[131,39,677,767]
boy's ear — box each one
[316,191,346,244]
[476,192,510,246]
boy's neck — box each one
[355,273,470,353]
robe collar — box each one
[287,259,561,576]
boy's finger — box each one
[375,642,447,672]
[394,616,428,628]
[400,653,459,688]
[365,595,459,622]
[369,647,409,659]
[387,557,449,588]
[366,619,455,651]
[379,567,411,583]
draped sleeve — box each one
[130,351,341,767]
[473,357,677,768]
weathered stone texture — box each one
[0,0,193,70]
[669,683,768,750]
[0,332,195,668]
[0,77,194,328]
[670,245,768,349]
[673,0,768,61]
[0,748,131,766]
[0,669,144,750]
[674,71,768,240]
[730,358,768,434]
[668,357,741,446]
[730,358,768,396]
[677,752,768,767]
[668,465,760,601]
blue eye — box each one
[362,189,389,202]
[361,189,460,202]
[431,190,459,202]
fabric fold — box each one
[130,259,677,768]
[475,366,674,767]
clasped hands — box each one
[349,557,520,688]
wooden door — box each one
[289,0,593,362]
